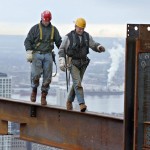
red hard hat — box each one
[41,10,52,22]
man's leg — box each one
[70,65,87,112]
[79,65,87,112]
[41,53,53,105]
[30,53,43,102]
[66,85,75,110]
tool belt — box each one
[72,57,90,69]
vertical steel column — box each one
[124,24,139,150]
[135,25,150,150]
[124,24,150,150]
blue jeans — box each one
[67,64,87,104]
[31,53,53,93]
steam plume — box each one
[107,42,124,86]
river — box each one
[12,93,124,115]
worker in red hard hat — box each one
[24,10,62,105]
[41,10,52,26]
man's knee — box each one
[33,75,40,85]
[42,79,51,88]
[74,81,82,89]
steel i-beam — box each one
[0,98,123,150]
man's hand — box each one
[26,50,33,62]
[59,57,65,72]
[98,45,105,53]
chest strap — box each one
[35,23,54,49]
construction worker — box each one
[24,10,62,105]
[58,18,105,112]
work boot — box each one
[66,100,73,110]
[30,88,37,102]
[80,103,87,112]
[41,91,47,105]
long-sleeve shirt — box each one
[58,33,101,58]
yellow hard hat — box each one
[75,18,86,28]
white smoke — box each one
[107,42,125,86]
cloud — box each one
[0,22,126,37]
[0,0,149,36]
[86,24,126,37]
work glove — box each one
[26,50,33,62]
[59,57,66,72]
[97,45,105,53]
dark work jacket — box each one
[24,21,62,52]
[66,30,89,59]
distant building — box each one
[0,72,11,98]
[32,143,61,150]
[0,72,7,77]
[0,135,26,150]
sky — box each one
[0,0,149,37]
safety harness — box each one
[35,23,55,50]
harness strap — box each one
[72,32,76,48]
[39,23,42,40]
[35,23,54,49]
[50,25,54,41]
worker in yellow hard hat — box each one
[58,17,105,112]
[75,17,86,28]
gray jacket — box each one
[58,32,101,58]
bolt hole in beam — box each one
[147,26,150,31]
[127,25,138,37]
[134,26,138,31]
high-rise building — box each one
[0,72,11,98]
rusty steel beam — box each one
[0,120,8,134]
[124,24,138,150]
[124,24,150,150]
[0,98,123,150]
[134,25,150,150]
